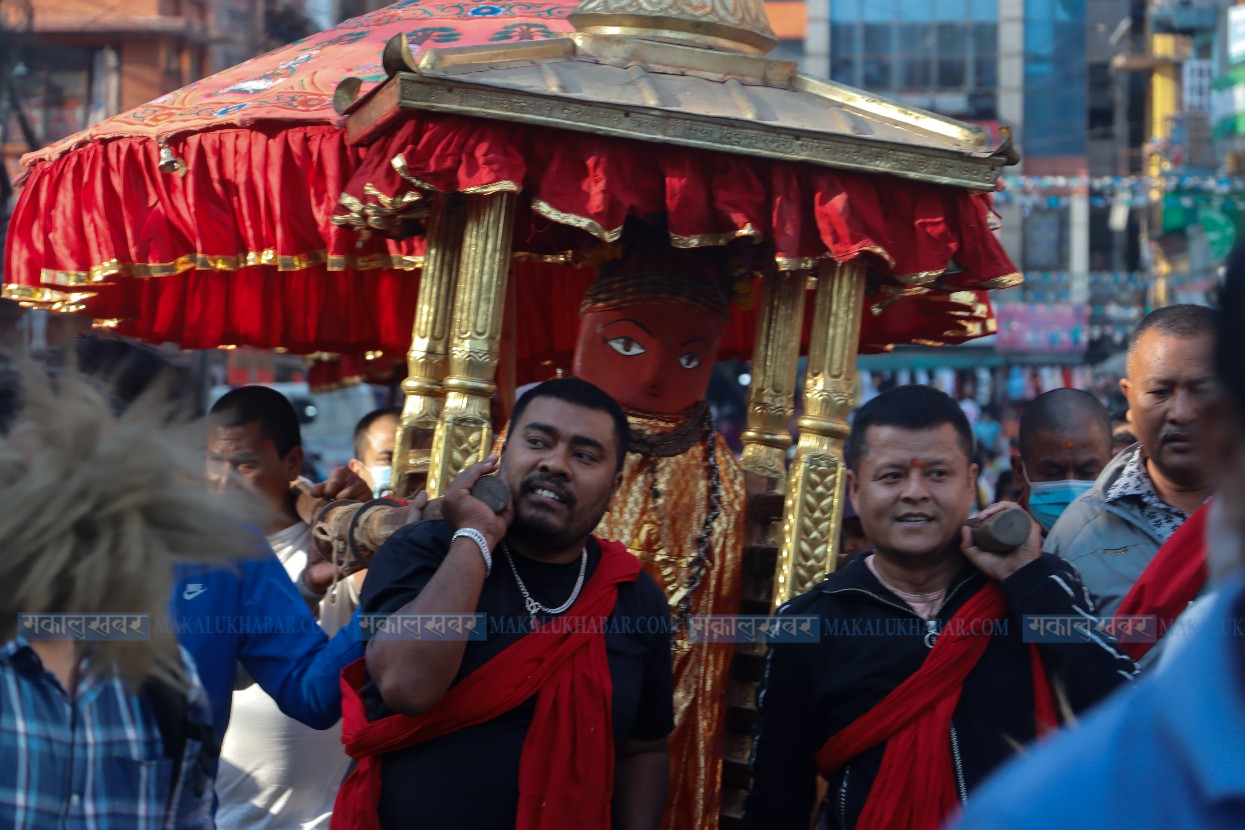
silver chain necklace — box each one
[501,542,587,622]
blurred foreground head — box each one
[1206,246,1245,579]
[0,352,261,690]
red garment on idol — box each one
[330,538,641,830]
[1114,501,1210,661]
[815,583,1057,830]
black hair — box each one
[0,336,176,434]
[73,335,178,414]
[209,386,302,458]
[352,406,401,460]
[1127,304,1216,366]
[1018,388,1112,459]
[509,377,630,472]
[1218,243,1245,414]
[847,385,973,470]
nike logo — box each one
[182,584,206,601]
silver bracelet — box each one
[451,528,492,576]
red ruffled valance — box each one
[4,125,422,298]
[1,1,579,358]
[334,111,1022,292]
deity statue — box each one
[573,243,746,830]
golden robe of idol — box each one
[573,251,745,830]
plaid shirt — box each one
[0,637,214,830]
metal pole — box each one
[772,260,865,609]
[426,191,517,497]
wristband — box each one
[452,528,493,576]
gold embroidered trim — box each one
[461,181,521,196]
[975,272,1024,290]
[668,224,760,249]
[33,250,425,288]
[392,154,440,192]
[892,267,946,287]
[4,283,96,312]
[773,254,825,272]
[855,245,896,268]
[869,285,930,315]
[391,155,519,197]
[530,199,623,242]
[512,251,579,265]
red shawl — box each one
[330,538,642,830]
[1114,500,1210,661]
[815,582,1057,830]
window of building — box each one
[1087,62,1114,138]
[1023,0,1087,158]
[4,45,97,147]
[826,2,998,95]
[1024,208,1068,271]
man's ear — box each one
[284,446,304,482]
[347,458,364,476]
[1119,376,1132,405]
[846,469,860,514]
[1010,453,1029,506]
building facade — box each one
[0,0,269,273]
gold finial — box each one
[570,0,777,56]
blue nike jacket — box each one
[169,544,364,740]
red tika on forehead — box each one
[910,457,922,468]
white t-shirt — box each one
[214,521,360,830]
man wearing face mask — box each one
[349,407,400,498]
[950,248,1245,830]
[1011,389,1114,533]
[1044,305,1216,616]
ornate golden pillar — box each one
[426,192,518,498]
[772,260,866,609]
[740,270,807,490]
[393,194,465,499]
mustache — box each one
[520,473,577,508]
[1160,429,1195,444]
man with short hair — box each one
[951,249,1245,830]
[348,407,400,498]
[1044,305,1216,615]
[1011,388,1113,532]
[744,385,1134,830]
[71,337,367,750]
[335,377,674,830]
[1111,416,1136,456]
[208,386,364,829]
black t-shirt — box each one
[359,520,675,829]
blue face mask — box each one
[368,465,393,498]
[1025,476,1094,531]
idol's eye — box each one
[678,352,701,370]
[606,336,647,357]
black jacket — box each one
[743,554,1137,830]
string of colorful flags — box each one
[995,174,1245,209]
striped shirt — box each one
[0,637,213,829]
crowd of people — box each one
[2,243,1243,830]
